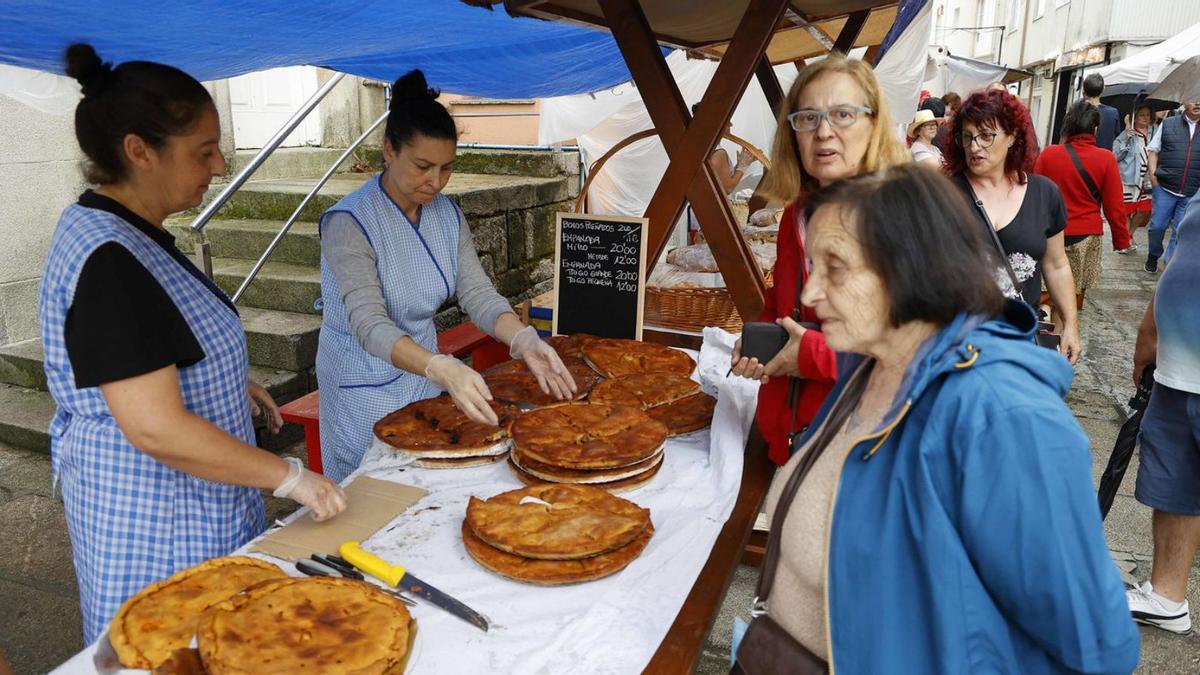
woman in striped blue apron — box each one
[42,45,347,644]
[317,70,577,482]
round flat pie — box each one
[590,373,716,435]
[647,392,717,435]
[374,395,518,456]
[197,577,413,675]
[581,338,695,378]
[589,373,700,408]
[509,403,668,470]
[461,518,654,585]
[482,357,599,406]
[545,334,592,359]
[465,484,650,560]
[109,556,286,669]
[507,457,663,494]
[510,446,663,484]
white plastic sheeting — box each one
[874,0,935,139]
[0,64,79,115]
[922,46,1011,100]
[1095,21,1200,93]
[540,51,797,239]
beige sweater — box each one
[761,416,866,660]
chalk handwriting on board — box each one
[552,213,648,340]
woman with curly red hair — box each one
[944,89,1081,363]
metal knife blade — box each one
[339,540,489,631]
[295,559,415,606]
[92,630,122,674]
[396,570,490,632]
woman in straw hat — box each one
[908,108,944,167]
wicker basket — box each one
[645,270,773,333]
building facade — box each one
[931,0,1200,145]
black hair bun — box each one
[390,69,440,110]
[65,43,114,97]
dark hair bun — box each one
[65,43,113,97]
[390,69,439,110]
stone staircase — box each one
[0,147,579,454]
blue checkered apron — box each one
[316,176,459,482]
[39,205,265,644]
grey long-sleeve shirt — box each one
[321,210,513,363]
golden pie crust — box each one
[197,577,413,675]
[507,457,663,494]
[589,373,700,408]
[509,403,668,470]
[109,556,287,670]
[589,373,715,435]
[482,356,599,406]
[510,446,663,484]
[151,648,205,675]
[465,484,650,560]
[545,334,593,359]
[462,518,654,585]
[374,395,517,455]
[647,392,717,435]
[581,338,695,378]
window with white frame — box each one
[1008,0,1023,32]
[976,0,997,56]
[1055,0,1069,7]
[1035,0,1045,18]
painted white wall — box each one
[0,92,85,345]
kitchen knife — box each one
[339,541,489,632]
[295,559,415,606]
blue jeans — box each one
[1147,184,1193,261]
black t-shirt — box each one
[955,174,1068,307]
[65,191,236,388]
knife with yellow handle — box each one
[339,541,489,632]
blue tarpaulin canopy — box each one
[0,0,641,98]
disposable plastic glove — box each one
[273,457,347,522]
[509,326,577,400]
[425,354,499,425]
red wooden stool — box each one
[278,321,503,475]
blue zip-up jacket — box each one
[797,300,1139,673]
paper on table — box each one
[249,476,428,561]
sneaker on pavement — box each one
[1117,243,1139,255]
[1127,581,1191,634]
[1145,257,1158,274]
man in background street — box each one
[1128,192,1200,635]
[1145,99,1200,273]
[1083,73,1123,150]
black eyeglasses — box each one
[959,131,1001,149]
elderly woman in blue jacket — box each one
[742,165,1138,673]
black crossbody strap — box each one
[1065,143,1103,204]
[960,178,1022,293]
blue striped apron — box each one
[39,204,265,644]
[316,176,460,482]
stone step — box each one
[0,306,320,389]
[166,218,320,266]
[0,368,309,456]
[226,146,353,181]
[194,172,570,223]
[0,339,46,391]
[211,258,322,316]
[0,385,54,454]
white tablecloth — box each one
[53,331,759,674]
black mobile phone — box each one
[741,321,819,363]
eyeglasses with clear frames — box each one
[787,105,874,132]
[959,131,1000,149]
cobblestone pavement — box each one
[2,231,1198,673]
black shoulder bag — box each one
[961,179,1062,350]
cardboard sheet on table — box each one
[249,476,427,561]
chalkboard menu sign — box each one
[552,213,648,340]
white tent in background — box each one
[1095,21,1200,98]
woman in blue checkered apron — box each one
[41,45,347,644]
[316,70,578,482]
